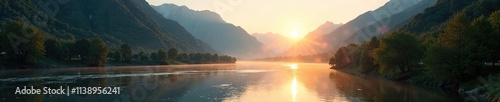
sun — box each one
[290,30,301,41]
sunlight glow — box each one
[287,64,299,69]
[292,76,298,102]
[291,30,300,40]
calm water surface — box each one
[0,62,459,102]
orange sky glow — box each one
[146,0,388,39]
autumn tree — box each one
[88,38,109,67]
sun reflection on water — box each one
[291,63,298,102]
[292,75,298,102]
[287,64,299,69]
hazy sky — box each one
[146,0,388,39]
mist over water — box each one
[0,62,458,101]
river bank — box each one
[0,57,235,69]
[333,66,499,102]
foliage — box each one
[167,48,178,60]
[359,37,380,73]
[45,39,62,59]
[424,12,493,82]
[328,57,335,66]
[487,10,500,67]
[74,39,91,60]
[150,52,158,62]
[0,21,45,65]
[87,38,109,67]
[157,49,168,64]
[120,44,132,63]
[113,51,122,62]
[331,47,351,68]
[374,31,423,77]
[138,51,148,61]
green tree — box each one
[331,47,350,68]
[471,15,498,68]
[488,10,500,67]
[374,31,423,76]
[150,52,158,61]
[114,50,122,62]
[424,41,488,81]
[212,54,220,63]
[60,41,74,60]
[439,12,471,47]
[176,53,185,61]
[138,51,148,61]
[167,48,178,60]
[193,53,204,63]
[0,21,45,65]
[120,44,132,63]
[157,49,168,64]
[329,57,335,67]
[88,38,109,67]
[45,39,62,59]
[425,12,488,81]
[74,39,91,60]
[203,53,213,63]
[359,37,380,73]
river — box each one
[0,61,459,102]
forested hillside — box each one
[0,0,216,53]
[329,0,500,101]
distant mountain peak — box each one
[317,21,342,31]
[154,3,226,23]
[281,0,437,56]
[252,32,293,54]
[153,4,272,58]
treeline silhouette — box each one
[329,11,500,100]
[0,21,236,68]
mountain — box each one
[281,0,437,56]
[303,21,343,39]
[152,4,270,58]
[252,32,293,54]
[402,0,500,35]
[279,22,342,56]
[0,0,216,53]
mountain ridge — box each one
[153,3,271,58]
[252,32,293,54]
[0,0,217,53]
[281,0,437,56]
